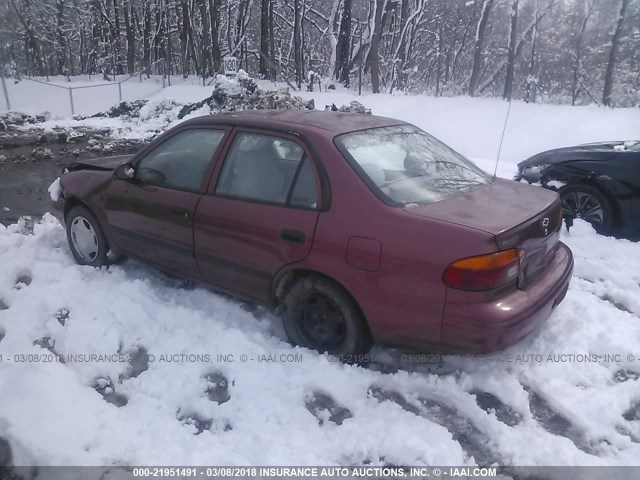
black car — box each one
[516,140,640,236]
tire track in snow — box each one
[417,396,501,465]
[572,265,640,318]
[470,390,523,427]
[596,294,634,316]
[522,384,601,455]
[612,369,640,443]
[369,386,501,465]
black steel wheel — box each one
[281,275,372,356]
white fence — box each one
[0,74,170,117]
[0,59,245,117]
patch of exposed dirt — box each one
[0,119,145,225]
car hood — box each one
[403,178,558,236]
[68,154,134,171]
[517,141,638,168]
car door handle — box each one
[280,229,306,244]
[170,207,190,219]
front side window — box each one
[136,129,225,191]
[335,125,491,206]
[216,132,318,208]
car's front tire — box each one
[281,275,373,357]
[65,205,112,267]
[559,184,615,234]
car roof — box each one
[181,109,407,136]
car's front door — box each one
[194,129,322,302]
[105,127,229,276]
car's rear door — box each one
[194,128,322,302]
[104,127,230,276]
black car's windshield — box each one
[615,141,640,152]
[335,124,491,206]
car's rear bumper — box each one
[441,242,573,352]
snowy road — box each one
[0,217,639,467]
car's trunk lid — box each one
[404,178,563,288]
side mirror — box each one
[114,163,135,180]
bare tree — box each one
[208,0,221,71]
[294,0,303,87]
[502,0,518,100]
[123,0,135,73]
[602,0,629,107]
[334,0,351,86]
[468,0,493,96]
[365,0,390,93]
[524,3,538,103]
[259,0,270,77]
[570,0,594,105]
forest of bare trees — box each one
[0,0,638,106]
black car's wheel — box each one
[65,206,112,267]
[559,184,615,233]
[281,276,372,356]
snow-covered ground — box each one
[1,217,640,467]
[1,80,640,468]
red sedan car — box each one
[52,110,573,356]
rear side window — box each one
[289,159,318,208]
[216,132,319,209]
[136,129,225,192]
[335,125,490,206]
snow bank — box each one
[47,178,62,202]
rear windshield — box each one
[335,124,491,206]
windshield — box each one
[613,140,640,152]
[335,124,491,206]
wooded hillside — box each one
[1,0,638,106]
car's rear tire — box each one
[559,184,615,234]
[281,275,372,357]
[65,205,112,267]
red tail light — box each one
[443,249,523,291]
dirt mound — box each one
[91,99,148,119]
[177,71,315,119]
[83,71,369,125]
